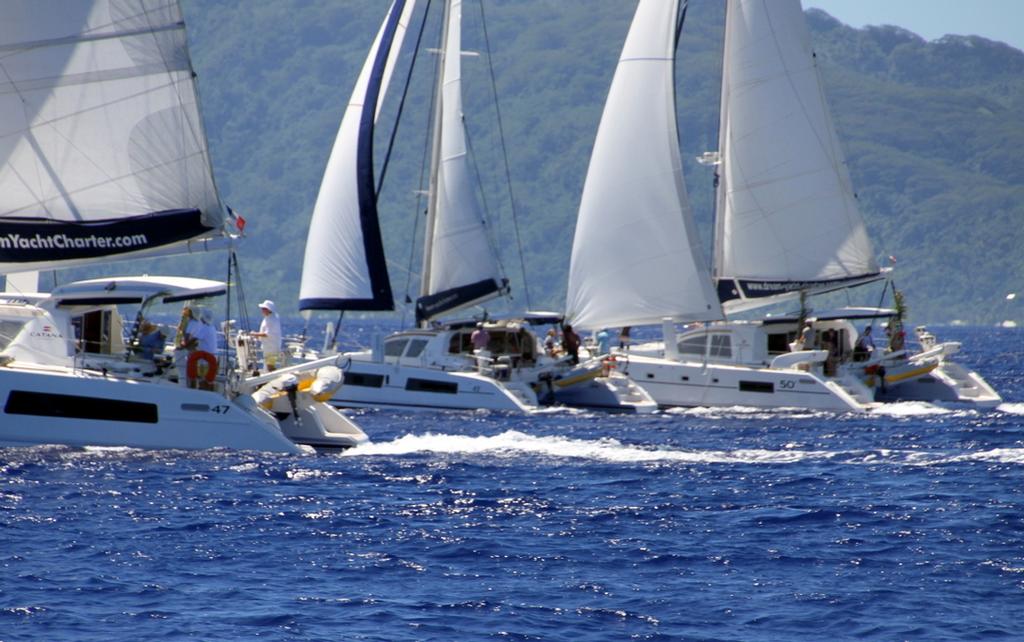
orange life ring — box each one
[187,350,218,382]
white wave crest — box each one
[344,430,835,464]
[869,401,953,417]
[998,402,1024,415]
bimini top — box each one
[48,276,226,306]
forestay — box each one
[713,0,879,310]
[565,0,722,331]
[299,0,417,311]
[416,0,505,323]
[0,0,225,272]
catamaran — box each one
[296,0,655,414]
[0,0,368,452]
[565,0,1000,412]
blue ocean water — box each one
[1,326,1022,641]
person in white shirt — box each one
[183,307,219,388]
[251,299,284,371]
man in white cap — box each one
[251,299,284,371]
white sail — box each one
[298,0,417,311]
[565,0,722,331]
[714,0,878,309]
[417,0,505,322]
[0,0,225,272]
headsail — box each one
[299,0,417,311]
[565,0,722,331]
[416,0,506,323]
[713,0,879,313]
[0,0,226,272]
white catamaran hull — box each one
[330,358,537,413]
[877,361,1002,408]
[616,353,866,413]
[0,365,307,453]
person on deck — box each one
[184,308,218,389]
[138,321,166,361]
[596,328,610,356]
[562,324,581,365]
[854,326,875,361]
[251,300,284,372]
[544,328,559,356]
[619,326,631,351]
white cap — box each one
[199,307,214,323]
[259,300,276,313]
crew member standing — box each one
[252,300,284,372]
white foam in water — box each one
[344,430,835,464]
[998,402,1024,415]
[869,401,952,417]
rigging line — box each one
[463,123,510,282]
[230,252,254,334]
[376,0,433,197]
[223,249,232,376]
[476,0,530,309]
[403,0,439,328]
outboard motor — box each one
[282,374,300,424]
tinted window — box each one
[739,381,773,393]
[710,334,732,358]
[6,390,158,423]
[347,372,385,388]
[405,378,457,394]
[405,339,428,358]
[384,338,409,358]
[678,334,706,356]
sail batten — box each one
[565,0,722,331]
[0,0,224,270]
[299,0,417,312]
[713,0,878,310]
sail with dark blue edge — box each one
[0,1,227,273]
[298,1,418,313]
[416,278,508,324]
[0,210,213,264]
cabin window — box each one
[767,333,791,355]
[678,334,707,356]
[384,338,409,358]
[739,381,773,394]
[709,334,732,359]
[5,390,158,423]
[346,372,385,388]
[405,378,457,394]
[448,332,472,354]
[0,320,28,351]
[405,339,428,359]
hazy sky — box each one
[803,0,1024,51]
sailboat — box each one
[298,0,655,413]
[0,0,368,451]
[568,0,1001,411]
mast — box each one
[419,0,452,312]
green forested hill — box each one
[99,0,1022,325]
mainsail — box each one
[299,0,417,311]
[0,0,226,272]
[565,0,722,331]
[416,0,506,323]
[713,0,880,312]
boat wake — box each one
[998,402,1024,415]
[868,401,955,417]
[344,430,1024,466]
